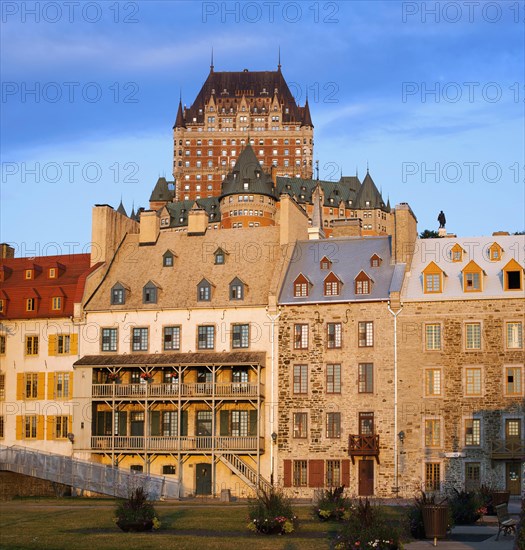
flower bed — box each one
[247,487,297,535]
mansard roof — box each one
[165,197,221,228]
[220,144,276,199]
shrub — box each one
[333,498,403,550]
[247,486,297,535]
[315,486,353,521]
[515,499,525,550]
[114,486,160,532]
[407,491,437,539]
[448,488,482,525]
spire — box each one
[116,198,127,217]
[308,184,325,240]
[301,95,313,127]
[315,160,320,181]
[210,47,214,72]
[278,46,281,71]
[174,96,186,129]
[130,201,136,220]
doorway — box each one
[358,459,374,496]
[506,462,521,495]
[196,463,212,495]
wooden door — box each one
[506,462,521,495]
[196,463,212,495]
[358,459,374,496]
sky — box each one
[1,0,524,255]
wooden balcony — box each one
[91,435,265,453]
[490,438,525,460]
[92,382,264,400]
[348,434,380,464]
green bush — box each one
[332,498,403,549]
[114,487,160,531]
[247,487,297,535]
[515,499,525,550]
[448,488,482,525]
[315,486,353,521]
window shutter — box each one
[180,410,188,436]
[308,459,324,487]
[16,373,24,400]
[37,373,46,400]
[68,373,73,399]
[249,410,258,436]
[47,372,55,399]
[46,416,56,440]
[96,412,105,436]
[48,335,57,356]
[36,415,45,440]
[118,412,127,436]
[283,459,292,487]
[342,460,350,487]
[16,416,23,439]
[70,334,78,355]
[150,411,161,436]
[220,410,230,436]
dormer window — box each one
[26,298,36,311]
[0,299,4,312]
[370,254,382,268]
[48,268,56,279]
[229,277,245,300]
[324,272,342,296]
[355,271,372,295]
[422,261,445,294]
[214,248,226,265]
[503,259,523,291]
[111,283,126,305]
[488,242,503,261]
[143,281,158,304]
[243,182,249,190]
[51,297,62,311]
[462,261,484,292]
[163,250,175,267]
[320,257,332,270]
[25,270,32,280]
[197,279,212,301]
[293,274,310,297]
[450,243,465,262]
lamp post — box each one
[271,432,277,485]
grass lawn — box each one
[0,498,409,550]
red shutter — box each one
[342,459,350,487]
[308,459,324,487]
[283,460,292,487]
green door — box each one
[196,463,212,495]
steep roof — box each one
[0,254,92,319]
[173,98,186,129]
[279,236,404,304]
[116,200,127,217]
[301,99,313,127]
[149,177,175,203]
[354,171,388,210]
[220,144,276,199]
[165,197,220,228]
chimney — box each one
[393,203,418,264]
[331,218,362,238]
[187,206,208,236]
[270,165,277,187]
[139,210,160,245]
[0,243,15,259]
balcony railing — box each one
[92,382,263,399]
[91,435,265,453]
[348,434,380,463]
[490,438,525,460]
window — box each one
[130,465,143,472]
[54,373,70,399]
[132,328,148,352]
[232,324,249,349]
[55,416,69,438]
[293,274,309,297]
[163,465,176,475]
[293,365,308,394]
[162,411,179,436]
[425,463,440,491]
[465,323,481,350]
[359,412,374,435]
[488,242,503,261]
[293,460,308,487]
[358,363,373,393]
[0,415,3,438]
[326,364,341,393]
[320,256,332,270]
[503,259,523,290]
[25,269,32,280]
[214,248,225,264]
[425,324,442,350]
[465,367,482,396]
[101,328,117,352]
[0,300,4,313]
[465,418,481,446]
[57,335,70,355]
[293,412,307,438]
[464,271,481,291]
[26,298,35,311]
[143,282,157,304]
[506,322,523,349]
[229,278,244,300]
[355,279,370,294]
[450,244,464,262]
[370,254,382,267]
[162,252,174,268]
[294,324,308,349]
[25,373,38,398]
[25,415,37,439]
[327,323,341,348]
[358,322,373,347]
[465,463,481,492]
[505,366,522,395]
[0,373,4,400]
[197,279,212,301]
[25,335,39,356]
[51,297,62,311]
[111,283,125,305]
[0,335,5,355]
[163,326,180,351]
[326,460,341,487]
[324,273,340,296]
[326,412,341,438]
[198,325,215,349]
[425,369,442,396]
[423,262,444,293]
[425,419,441,447]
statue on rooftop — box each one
[438,211,446,229]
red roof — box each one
[0,253,92,320]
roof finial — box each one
[315,159,319,181]
[278,46,281,71]
[366,161,369,174]
[210,47,214,72]
[356,165,358,178]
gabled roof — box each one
[461,260,485,275]
[165,197,221,227]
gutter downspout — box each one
[388,301,403,496]
[266,307,281,486]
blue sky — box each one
[1,0,524,254]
